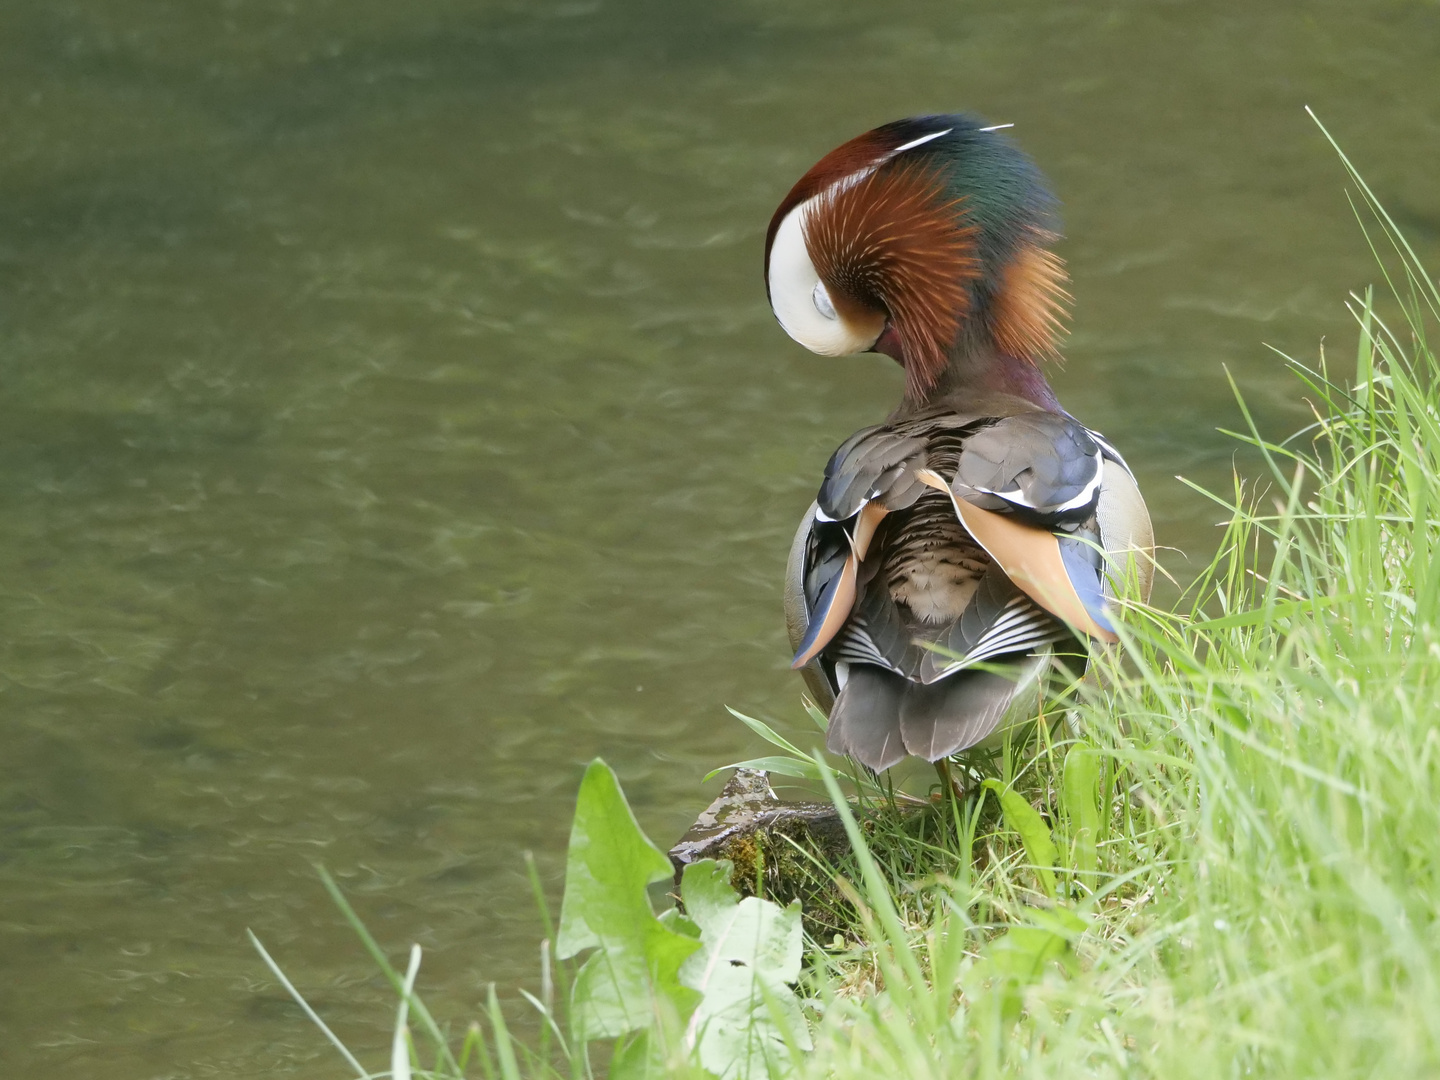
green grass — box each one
[253,117,1440,1078]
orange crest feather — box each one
[992,232,1071,363]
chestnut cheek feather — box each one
[767,199,887,357]
[764,125,931,278]
[804,162,979,401]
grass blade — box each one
[246,929,369,1080]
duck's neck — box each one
[906,341,1061,415]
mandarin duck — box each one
[766,115,1153,776]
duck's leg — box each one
[934,757,965,801]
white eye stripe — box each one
[808,128,955,209]
[767,197,884,357]
[768,128,962,357]
[797,128,957,225]
[887,128,953,156]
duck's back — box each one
[785,400,1152,770]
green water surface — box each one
[2,1,1438,1075]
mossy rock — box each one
[668,769,926,939]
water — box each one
[1,1,1437,1074]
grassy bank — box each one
[257,124,1440,1078]
[800,122,1440,1077]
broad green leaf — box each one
[982,779,1058,899]
[987,906,1086,980]
[679,860,812,1079]
[660,906,702,940]
[607,1030,688,1080]
[608,1031,659,1080]
[986,927,1071,980]
[607,1011,712,1080]
[967,906,1086,1025]
[556,760,701,1041]
[1061,747,1101,881]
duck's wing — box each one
[787,409,1109,650]
[917,411,1127,640]
[783,502,838,711]
[785,418,979,676]
[786,411,1151,770]
[790,411,1125,661]
[1085,429,1155,605]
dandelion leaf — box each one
[969,906,1086,1025]
[982,778,1058,898]
[556,759,702,1041]
[679,859,812,1080]
[608,1030,666,1080]
[1061,747,1101,879]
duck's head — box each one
[764,114,1069,403]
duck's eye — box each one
[812,281,838,321]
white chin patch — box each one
[768,197,884,356]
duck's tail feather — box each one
[825,666,909,772]
[826,655,1047,771]
[897,668,1022,760]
